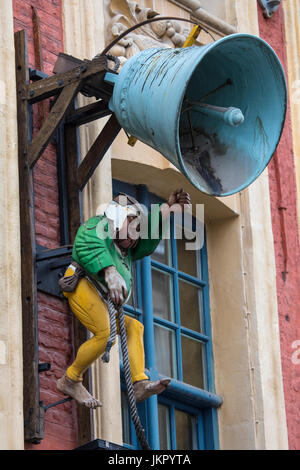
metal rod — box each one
[44,397,73,412]
[29,68,49,81]
[198,78,233,103]
[100,16,216,56]
[56,123,70,245]
[190,102,244,127]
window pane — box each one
[152,268,174,321]
[158,404,171,450]
[154,324,177,378]
[121,390,131,445]
[179,280,204,332]
[151,239,171,266]
[181,335,206,389]
[176,237,200,278]
[175,409,198,450]
[175,223,202,278]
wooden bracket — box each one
[29,81,81,168]
[77,113,121,190]
[15,29,121,446]
[26,55,107,104]
[15,29,40,444]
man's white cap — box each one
[104,200,140,232]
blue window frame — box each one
[113,179,222,450]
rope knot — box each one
[101,340,114,363]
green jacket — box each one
[72,204,164,294]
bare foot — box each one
[57,373,102,409]
[133,379,170,402]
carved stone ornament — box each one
[104,0,190,67]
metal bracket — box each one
[32,362,73,443]
[36,244,73,298]
[38,362,51,373]
[39,363,73,414]
[43,397,73,413]
[259,0,281,18]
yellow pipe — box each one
[182,25,201,48]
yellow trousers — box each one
[63,267,148,384]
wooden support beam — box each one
[15,29,43,443]
[77,113,121,191]
[31,6,48,127]
[65,99,112,126]
[31,6,44,72]
[28,81,81,168]
[27,56,107,103]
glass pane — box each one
[175,409,198,450]
[181,335,206,389]
[179,279,204,332]
[176,236,200,278]
[152,268,174,321]
[121,390,131,445]
[158,404,171,450]
[151,239,171,266]
[154,324,177,378]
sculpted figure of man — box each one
[57,189,190,408]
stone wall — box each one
[0,0,23,451]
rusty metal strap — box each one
[26,55,107,103]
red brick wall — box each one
[258,4,300,450]
[13,0,78,450]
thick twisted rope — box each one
[101,295,118,363]
[117,303,150,450]
[103,295,150,450]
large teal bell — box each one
[107,33,287,197]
